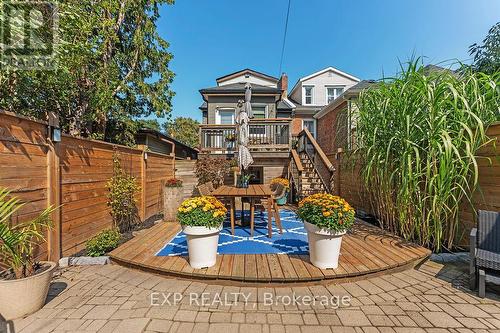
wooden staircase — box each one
[298,151,329,197]
[289,128,335,201]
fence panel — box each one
[0,111,175,260]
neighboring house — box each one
[197,67,364,197]
[288,67,360,138]
[198,69,295,184]
[314,80,376,192]
[136,128,198,160]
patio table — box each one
[211,184,280,238]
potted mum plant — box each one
[164,178,184,222]
[177,196,227,268]
[297,193,355,269]
[270,177,290,205]
[0,188,57,320]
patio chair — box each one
[197,183,212,196]
[470,210,500,298]
[272,183,287,203]
[250,184,284,237]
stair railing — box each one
[297,128,335,193]
[289,149,304,199]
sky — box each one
[155,0,499,123]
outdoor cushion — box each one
[476,249,500,270]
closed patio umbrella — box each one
[236,83,254,170]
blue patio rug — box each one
[155,209,309,256]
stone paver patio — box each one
[7,260,500,333]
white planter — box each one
[0,261,57,320]
[182,224,222,269]
[304,221,346,269]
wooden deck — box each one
[109,220,431,285]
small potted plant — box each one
[297,193,355,269]
[177,196,227,268]
[164,178,184,222]
[0,188,57,320]
[270,177,290,205]
[225,133,236,150]
[237,173,253,188]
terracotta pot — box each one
[164,186,184,222]
[182,224,222,269]
[304,222,346,269]
[0,261,57,320]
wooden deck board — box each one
[109,220,431,284]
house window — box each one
[250,105,267,135]
[248,166,263,184]
[217,109,234,125]
[304,86,313,105]
[252,105,267,119]
[303,119,316,138]
[326,86,344,104]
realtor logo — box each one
[0,1,58,70]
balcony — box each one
[199,119,292,153]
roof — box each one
[136,128,199,153]
[216,68,279,84]
[199,82,281,95]
[314,80,377,119]
[422,64,457,76]
[199,101,207,110]
[277,100,292,111]
[289,66,361,97]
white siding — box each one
[219,74,277,87]
[291,68,359,106]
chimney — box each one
[278,73,288,98]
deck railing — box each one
[199,119,291,152]
[297,127,335,193]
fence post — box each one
[335,148,343,196]
[47,114,62,261]
[138,145,147,221]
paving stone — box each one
[451,304,490,318]
[316,314,341,326]
[456,317,489,329]
[300,325,333,333]
[207,323,240,333]
[241,323,263,333]
[368,315,395,326]
[279,313,304,325]
[246,312,267,324]
[421,311,463,328]
[173,309,197,322]
[83,305,120,320]
[111,318,150,333]
[337,310,371,326]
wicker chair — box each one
[250,184,284,237]
[470,210,500,298]
[272,183,287,204]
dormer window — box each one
[304,86,313,105]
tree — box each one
[468,22,500,74]
[164,117,200,148]
[0,1,175,146]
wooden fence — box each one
[0,111,174,260]
[336,122,500,246]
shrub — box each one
[177,196,227,228]
[86,229,121,257]
[297,193,355,233]
[195,156,231,188]
[353,59,499,251]
[165,178,183,187]
[106,151,140,232]
[0,188,54,279]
